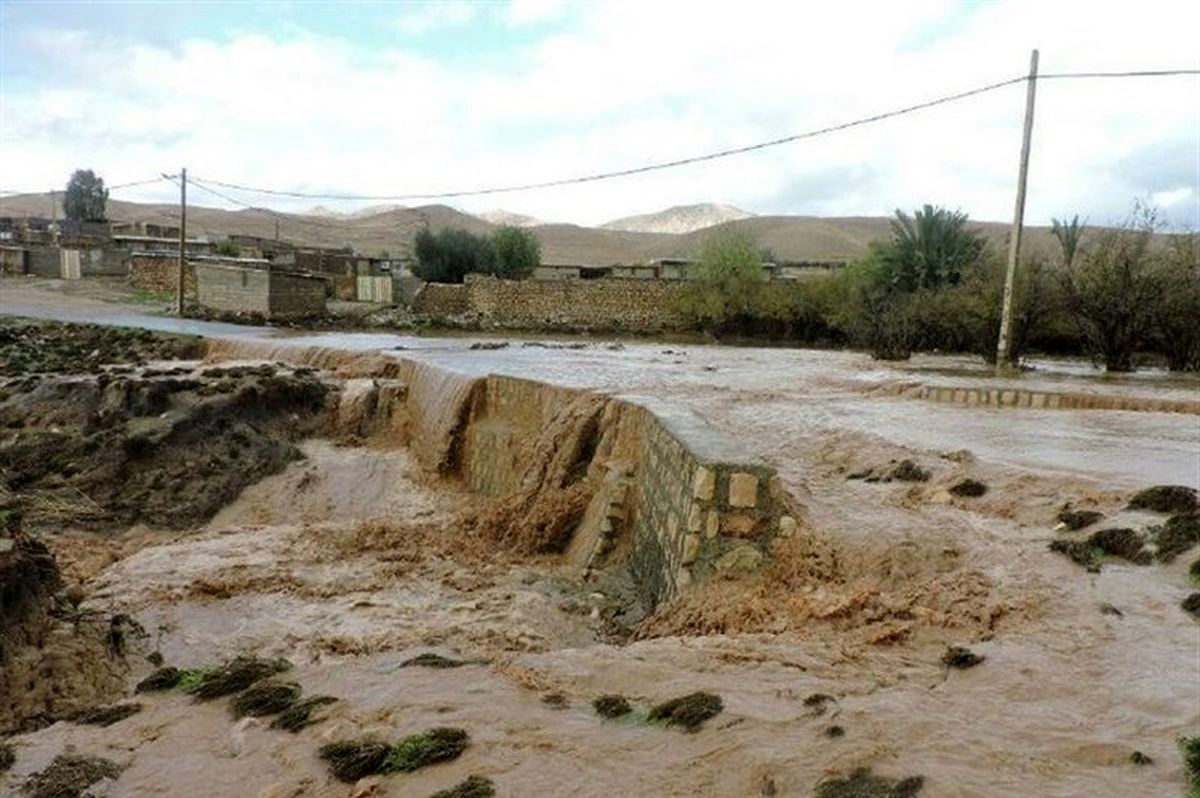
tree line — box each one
[411,225,541,283]
[678,203,1199,372]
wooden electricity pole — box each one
[176,168,187,315]
[996,49,1039,371]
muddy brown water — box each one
[1,293,1198,796]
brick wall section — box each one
[267,270,327,317]
[195,263,326,318]
[129,255,197,296]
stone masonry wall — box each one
[465,276,688,332]
[129,255,197,297]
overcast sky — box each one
[1,0,1197,227]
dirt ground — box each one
[0,315,1197,797]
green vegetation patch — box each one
[270,696,338,733]
[135,666,183,692]
[1056,507,1104,530]
[592,695,632,719]
[941,646,985,670]
[185,656,292,700]
[1049,539,1101,569]
[1190,558,1200,586]
[1181,736,1200,796]
[889,460,930,483]
[1128,485,1197,514]
[648,691,723,732]
[67,703,142,727]
[318,739,392,783]
[814,768,925,798]
[431,775,496,798]
[382,727,470,773]
[1153,513,1200,562]
[1087,528,1151,565]
[1183,593,1200,619]
[0,742,14,772]
[22,754,123,798]
[948,479,987,498]
[230,681,301,718]
[401,653,467,669]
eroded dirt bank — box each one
[1,320,1197,798]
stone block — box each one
[778,515,798,538]
[714,544,763,574]
[687,504,703,533]
[728,472,758,508]
[705,510,720,539]
[682,533,700,564]
[692,466,715,501]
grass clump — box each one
[1129,750,1153,765]
[1056,507,1104,530]
[185,656,291,700]
[648,691,723,732]
[67,703,142,727]
[270,695,338,733]
[1181,736,1200,794]
[135,666,182,692]
[1088,528,1151,564]
[231,681,301,717]
[941,645,984,669]
[949,478,987,497]
[1183,593,1200,619]
[890,460,930,483]
[1153,513,1200,562]
[825,725,846,738]
[1190,558,1200,585]
[400,652,467,669]
[382,727,470,773]
[319,739,392,783]
[0,742,14,772]
[593,694,632,718]
[814,768,925,798]
[1128,485,1197,514]
[22,754,123,798]
[803,693,836,716]
[432,775,495,798]
[1048,539,1101,569]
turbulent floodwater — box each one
[1,290,1198,796]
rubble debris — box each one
[648,692,723,731]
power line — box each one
[0,176,169,198]
[181,176,358,233]
[190,67,1200,202]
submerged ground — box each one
[1,281,1198,798]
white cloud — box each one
[1,0,1197,227]
[504,0,567,27]
[393,0,477,35]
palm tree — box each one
[884,205,987,292]
[1050,215,1087,268]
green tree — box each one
[412,227,494,283]
[1152,232,1200,371]
[213,239,240,257]
[879,205,988,291]
[63,169,108,221]
[490,225,540,278]
[1051,215,1087,267]
[677,229,766,328]
[1059,203,1163,372]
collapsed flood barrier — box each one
[204,339,795,607]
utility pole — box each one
[996,49,1039,372]
[176,167,187,315]
[50,191,57,224]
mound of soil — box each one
[0,515,130,734]
[648,692,723,731]
[0,366,328,532]
[22,753,123,798]
[815,768,924,798]
[0,319,202,376]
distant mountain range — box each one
[600,203,754,234]
[0,193,1060,265]
[476,209,545,228]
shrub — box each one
[413,227,495,283]
[677,229,767,329]
[490,225,540,278]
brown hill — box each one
[0,193,1060,264]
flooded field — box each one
[0,304,1197,797]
